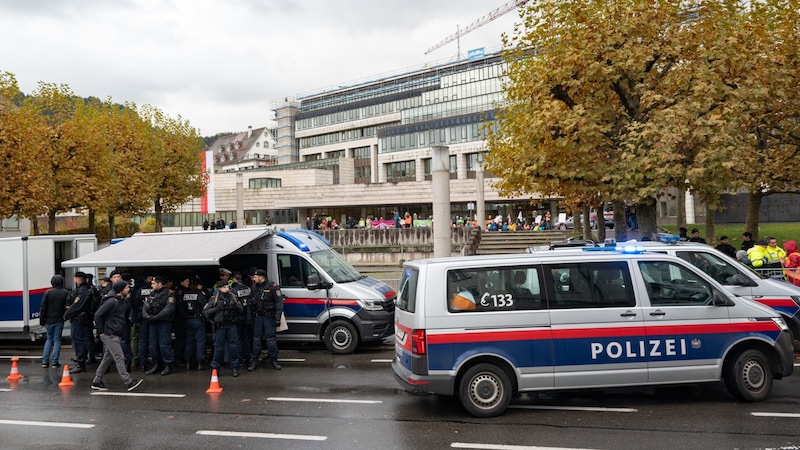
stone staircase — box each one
[476,230,567,255]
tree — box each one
[485,0,753,239]
[138,105,207,232]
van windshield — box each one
[309,248,362,283]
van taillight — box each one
[411,329,427,355]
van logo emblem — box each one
[691,338,701,349]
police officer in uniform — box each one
[204,283,243,377]
[178,274,209,370]
[64,271,93,374]
[248,269,284,371]
[142,276,176,376]
[231,271,252,368]
[132,275,153,372]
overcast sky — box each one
[1,0,523,136]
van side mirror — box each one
[307,274,333,291]
[712,289,734,306]
[729,273,758,287]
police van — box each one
[392,247,794,417]
[62,227,395,354]
[531,236,800,342]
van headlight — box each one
[773,317,789,331]
[361,298,384,311]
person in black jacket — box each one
[64,271,93,374]
[204,283,243,377]
[40,274,70,368]
[91,281,142,392]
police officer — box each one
[230,271,252,368]
[64,271,93,374]
[203,283,243,377]
[248,268,284,371]
[132,275,153,372]
[142,276,176,376]
[177,274,209,370]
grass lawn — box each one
[659,223,799,247]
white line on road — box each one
[197,430,326,441]
[277,358,305,362]
[267,396,382,404]
[0,355,40,359]
[452,443,596,450]
[371,359,393,363]
[751,412,800,418]
[0,419,94,429]
[90,392,185,398]
[0,389,12,392]
[510,405,638,413]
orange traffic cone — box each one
[205,368,223,393]
[58,364,75,387]
[6,357,23,382]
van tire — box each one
[324,320,359,355]
[723,349,773,402]
[458,363,511,417]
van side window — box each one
[396,267,419,312]
[675,251,742,285]
[545,261,634,309]
[447,266,542,312]
[639,261,713,306]
[277,253,318,287]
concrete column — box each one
[432,146,451,258]
[416,156,425,182]
[685,189,695,225]
[457,153,467,179]
[371,144,380,184]
[476,157,485,230]
[236,173,245,228]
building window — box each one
[249,178,282,189]
[387,161,416,182]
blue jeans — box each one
[184,318,207,363]
[43,321,64,365]
[251,315,278,361]
[70,318,89,366]
[211,323,240,369]
[148,320,174,365]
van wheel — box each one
[458,363,511,417]
[723,349,773,402]
[325,320,358,354]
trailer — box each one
[0,234,97,340]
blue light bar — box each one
[277,231,310,252]
[656,233,681,244]
[582,246,646,254]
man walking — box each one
[248,269,284,371]
[91,281,143,392]
[39,275,70,368]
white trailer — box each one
[0,234,97,339]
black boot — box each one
[145,364,162,375]
[197,361,207,371]
[161,363,173,376]
[247,360,258,371]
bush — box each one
[141,218,157,233]
[93,221,142,241]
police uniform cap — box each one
[112,281,128,293]
[74,271,87,279]
[254,269,267,277]
[152,275,168,284]
[691,228,699,233]
[102,276,112,283]
[219,268,232,276]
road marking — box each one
[0,419,94,429]
[91,392,185,398]
[0,356,40,360]
[267,396,382,404]
[452,443,595,450]
[510,405,638,413]
[197,430,326,441]
[0,389,12,392]
[751,412,800,418]
[371,359,393,363]
[278,358,305,362]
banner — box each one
[200,150,215,214]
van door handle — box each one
[620,311,637,317]
[650,310,666,316]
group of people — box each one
[202,218,237,230]
[39,266,285,391]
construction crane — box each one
[425,0,530,56]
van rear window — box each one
[396,267,419,312]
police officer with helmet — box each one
[248,268,284,371]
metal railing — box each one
[754,266,800,286]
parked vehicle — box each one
[0,234,97,339]
[62,227,395,354]
[393,247,793,417]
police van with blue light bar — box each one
[392,245,794,417]
[63,227,395,354]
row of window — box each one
[249,178,282,189]
[380,122,486,153]
[297,96,425,131]
[299,126,377,149]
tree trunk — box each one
[676,190,686,229]
[582,206,591,239]
[705,209,715,244]
[88,209,96,235]
[745,192,763,241]
[595,203,606,243]
[48,211,57,235]
[31,216,39,236]
[155,198,163,233]
[612,200,626,242]
[637,198,658,238]
[108,213,116,240]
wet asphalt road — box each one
[3,341,800,450]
